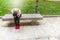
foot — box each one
[15,26,20,30]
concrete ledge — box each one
[0,16,2,19]
[2,14,43,21]
[2,15,60,21]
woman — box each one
[11,8,22,29]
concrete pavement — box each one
[0,17,60,40]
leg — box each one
[17,19,20,26]
[14,18,19,29]
[15,19,20,29]
[15,18,20,29]
[14,18,17,26]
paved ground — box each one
[0,17,60,40]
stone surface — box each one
[2,14,43,21]
[0,17,60,40]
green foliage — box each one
[39,0,60,15]
[0,0,60,16]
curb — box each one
[0,16,2,19]
[43,15,60,18]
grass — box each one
[0,0,60,16]
[39,0,60,15]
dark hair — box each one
[13,11,17,16]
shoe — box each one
[15,26,20,29]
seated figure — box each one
[11,8,22,29]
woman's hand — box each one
[17,13,20,17]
